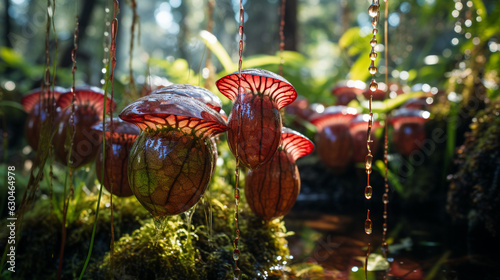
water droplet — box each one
[369,80,378,92]
[371,16,379,27]
[383,223,388,231]
[381,242,389,257]
[365,185,373,199]
[368,4,380,17]
[365,154,373,170]
[370,38,377,47]
[365,218,373,234]
[383,193,389,204]
[372,28,378,36]
[233,248,241,261]
[234,267,241,279]
[234,188,240,199]
[370,51,377,61]
[369,66,377,75]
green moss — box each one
[448,99,500,235]
[90,171,293,279]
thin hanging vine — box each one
[78,1,119,279]
[364,0,380,278]
[381,0,390,260]
[278,0,286,76]
[232,0,245,278]
[57,12,79,280]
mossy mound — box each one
[89,175,293,279]
[448,99,500,236]
[0,193,150,279]
[1,146,299,279]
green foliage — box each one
[338,27,375,82]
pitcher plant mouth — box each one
[149,84,223,113]
[21,86,67,151]
[52,86,116,168]
[216,68,297,109]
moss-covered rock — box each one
[447,99,500,236]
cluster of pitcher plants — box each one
[22,68,315,221]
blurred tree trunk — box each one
[59,0,98,68]
[3,0,12,48]
[284,0,297,51]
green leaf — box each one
[199,30,235,73]
[0,101,26,113]
[374,159,406,198]
[365,91,430,114]
[339,27,361,50]
[349,52,372,82]
[0,47,24,66]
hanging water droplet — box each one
[233,248,241,260]
[365,154,373,170]
[370,38,377,47]
[365,185,373,199]
[234,267,242,279]
[235,188,240,199]
[365,218,373,235]
[370,50,378,61]
[372,28,378,36]
[368,4,380,17]
[383,223,388,231]
[369,80,378,92]
[381,242,389,256]
[383,193,389,204]
[369,66,377,75]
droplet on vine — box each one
[369,80,378,92]
[369,66,377,75]
[368,3,380,17]
[370,50,377,61]
[383,193,389,204]
[365,185,373,199]
[233,248,241,261]
[372,28,378,36]
[365,154,373,170]
[234,267,242,279]
[365,218,373,235]
[381,242,389,256]
[370,38,377,47]
[383,223,388,231]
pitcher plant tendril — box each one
[78,1,119,279]
[382,0,390,260]
[57,15,79,280]
[278,0,286,76]
[233,0,245,277]
[365,0,380,277]
[128,0,139,98]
